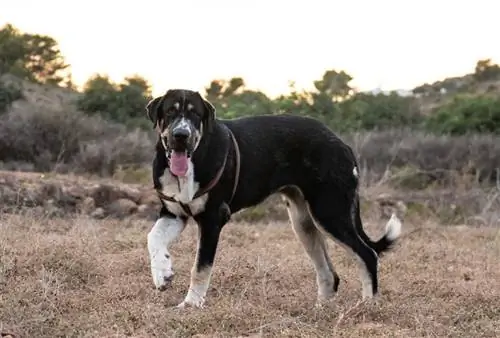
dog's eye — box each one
[166,107,177,115]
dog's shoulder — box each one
[218,114,341,146]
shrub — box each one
[345,129,500,186]
[0,105,154,175]
[424,94,500,135]
[77,74,152,128]
[0,77,23,112]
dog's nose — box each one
[172,128,190,141]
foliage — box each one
[337,91,423,131]
[474,58,500,82]
[424,94,500,135]
[0,24,71,86]
[2,22,500,181]
[77,74,153,129]
[0,78,23,113]
[313,69,354,101]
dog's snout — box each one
[172,128,190,140]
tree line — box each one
[2,23,500,135]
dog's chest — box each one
[159,161,208,217]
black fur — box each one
[148,89,400,300]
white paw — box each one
[315,295,335,308]
[176,289,205,309]
[150,254,174,291]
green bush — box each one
[77,74,152,128]
[424,94,500,135]
[338,91,423,131]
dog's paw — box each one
[176,290,205,309]
[315,295,336,309]
[150,255,174,291]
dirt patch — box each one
[2,171,499,227]
[0,170,159,220]
[1,213,499,337]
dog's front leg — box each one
[147,212,187,290]
[177,211,224,309]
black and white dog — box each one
[146,89,402,309]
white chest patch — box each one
[159,159,208,217]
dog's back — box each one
[221,114,358,207]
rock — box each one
[0,171,162,220]
[79,197,96,214]
[137,204,150,214]
[90,184,137,207]
[91,207,106,219]
[40,183,64,200]
[119,186,143,204]
[108,198,138,217]
[0,185,18,204]
[45,199,65,218]
[136,204,157,220]
[138,192,159,206]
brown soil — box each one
[1,211,499,337]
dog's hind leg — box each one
[281,187,339,306]
[308,190,379,300]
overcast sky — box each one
[2,0,499,97]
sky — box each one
[1,0,499,98]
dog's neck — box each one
[154,120,230,196]
[190,121,230,182]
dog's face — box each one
[146,89,216,177]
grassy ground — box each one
[1,211,499,338]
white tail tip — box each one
[385,213,402,241]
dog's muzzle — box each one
[163,120,197,177]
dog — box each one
[145,89,402,309]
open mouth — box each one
[167,150,192,177]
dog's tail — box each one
[354,196,403,255]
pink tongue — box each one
[169,152,189,177]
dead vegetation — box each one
[1,169,500,228]
[1,208,499,337]
[2,74,500,187]
[1,73,500,337]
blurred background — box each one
[1,0,500,220]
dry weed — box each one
[0,213,499,337]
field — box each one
[1,207,499,337]
[1,74,500,337]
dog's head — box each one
[146,89,216,177]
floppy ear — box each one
[145,96,164,129]
[200,94,216,133]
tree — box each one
[77,74,153,128]
[204,77,246,102]
[474,59,500,82]
[0,23,71,86]
[313,69,354,101]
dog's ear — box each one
[199,94,216,133]
[145,96,164,129]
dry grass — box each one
[1,211,499,338]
